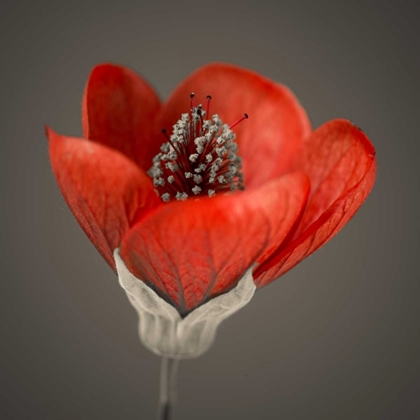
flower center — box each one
[148,93,247,202]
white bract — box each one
[114,249,256,359]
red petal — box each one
[47,127,160,270]
[82,63,162,171]
[254,120,377,286]
[293,119,376,234]
[120,172,309,314]
[159,63,311,188]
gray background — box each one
[1,0,419,419]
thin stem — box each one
[157,357,180,420]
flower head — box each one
[47,62,376,319]
[147,98,246,201]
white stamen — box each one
[148,103,246,202]
[189,154,199,162]
[193,174,202,184]
[176,192,188,201]
[153,178,165,187]
[194,163,206,173]
[165,162,177,172]
[215,146,226,156]
[167,150,177,160]
[192,185,202,195]
[160,143,170,153]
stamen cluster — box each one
[148,100,245,202]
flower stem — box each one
[157,357,179,420]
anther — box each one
[196,105,204,130]
[229,113,249,130]
[206,95,212,115]
[190,92,195,110]
[161,129,170,141]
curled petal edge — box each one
[47,127,159,270]
[254,157,377,286]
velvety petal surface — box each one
[120,172,309,315]
[254,119,376,287]
[82,63,162,170]
[159,63,311,188]
[47,127,160,270]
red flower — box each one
[47,63,376,316]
